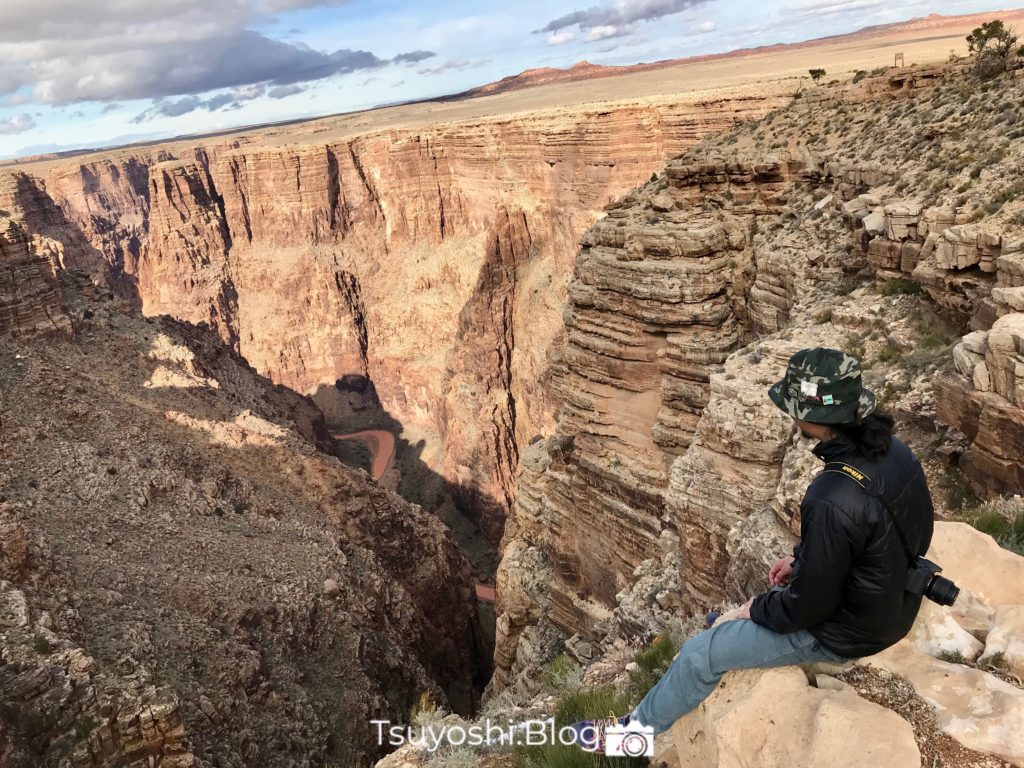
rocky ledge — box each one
[0,280,488,766]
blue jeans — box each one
[633,617,849,734]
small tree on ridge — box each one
[966,20,1018,78]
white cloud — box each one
[697,20,716,33]
[547,31,576,45]
[783,0,883,17]
[0,113,35,134]
[585,25,623,41]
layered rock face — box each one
[0,285,487,765]
[492,60,1024,708]
[0,212,66,336]
[489,154,842,694]
[1,94,783,540]
[839,191,1024,494]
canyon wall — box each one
[0,94,783,541]
[490,62,1024,697]
[0,189,67,336]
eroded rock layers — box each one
[491,61,1024,701]
[1,95,782,540]
[490,155,824,694]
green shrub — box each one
[852,70,868,84]
[628,634,679,700]
[967,20,1018,78]
[410,691,446,730]
[983,651,1008,671]
[516,635,681,768]
[876,343,901,364]
[961,503,1024,555]
[514,685,645,768]
[880,277,922,297]
[541,655,583,695]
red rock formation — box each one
[2,95,783,540]
[0,213,67,336]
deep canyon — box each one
[4,16,1024,767]
[0,92,783,546]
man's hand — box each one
[768,556,796,587]
[735,596,754,620]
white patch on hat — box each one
[800,380,818,397]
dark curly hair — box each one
[832,411,895,461]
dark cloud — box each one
[0,113,35,134]
[137,96,204,120]
[132,83,270,122]
[537,0,710,39]
[1,1,433,108]
[392,50,436,65]
[417,59,491,76]
[268,84,306,99]
[204,93,238,111]
[100,103,121,114]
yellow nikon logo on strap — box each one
[840,464,866,483]
[822,461,870,489]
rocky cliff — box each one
[0,279,487,766]
[490,55,1024,725]
[0,203,67,337]
[0,94,782,543]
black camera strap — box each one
[821,462,917,566]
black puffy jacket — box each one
[749,433,935,659]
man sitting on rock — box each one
[570,348,935,752]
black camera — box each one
[905,557,959,606]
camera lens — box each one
[926,575,959,607]
[620,733,651,757]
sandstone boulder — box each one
[928,522,1024,608]
[903,599,984,660]
[869,641,1024,766]
[934,225,1003,272]
[979,605,1024,678]
[667,667,920,768]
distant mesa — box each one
[442,10,1024,102]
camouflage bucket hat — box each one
[767,347,876,425]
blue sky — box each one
[0,0,1011,159]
